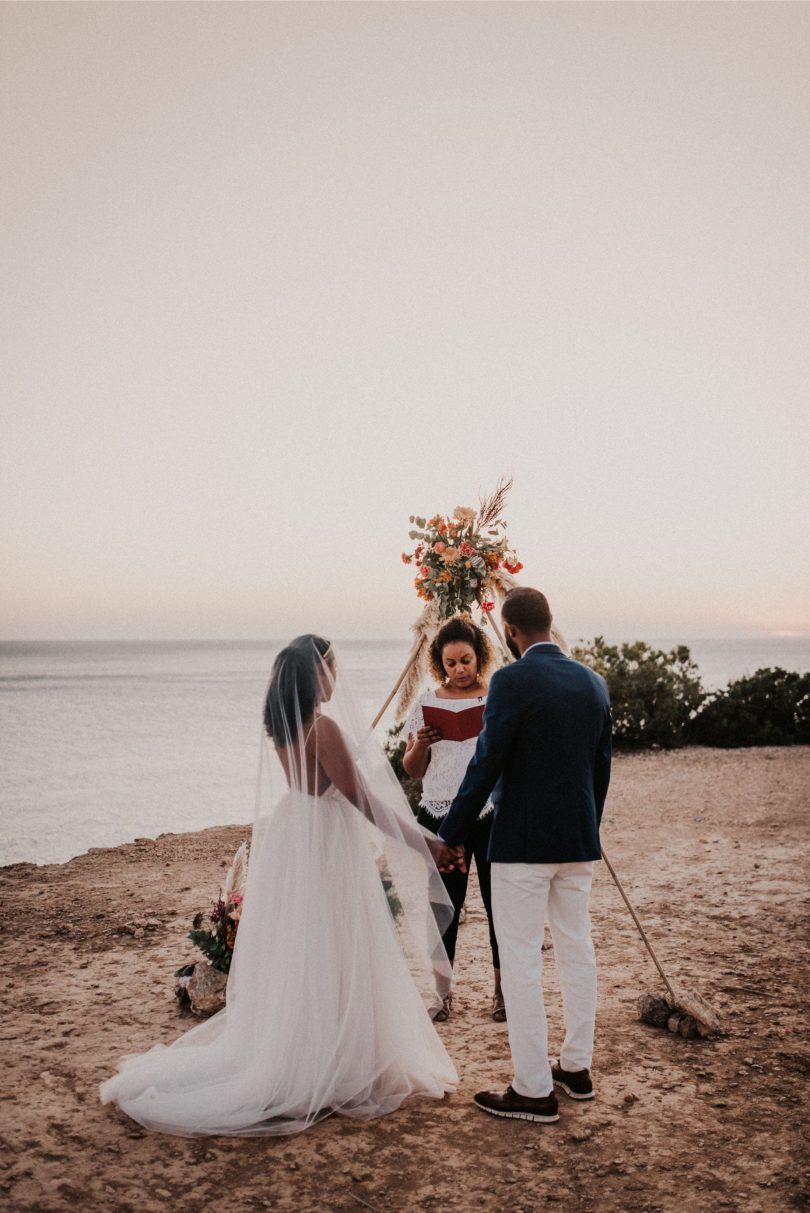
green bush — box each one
[690,668,810,747]
[384,721,423,813]
[571,637,705,750]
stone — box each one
[678,1016,698,1040]
[637,993,670,1028]
[174,962,227,1015]
[671,987,722,1037]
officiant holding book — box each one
[404,615,503,1022]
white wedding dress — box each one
[101,642,457,1137]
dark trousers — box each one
[418,808,500,970]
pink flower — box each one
[434,541,446,554]
[420,565,430,577]
[459,541,474,557]
[401,553,413,564]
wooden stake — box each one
[486,611,511,660]
[370,634,427,730]
[600,845,678,1002]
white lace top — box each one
[406,689,493,821]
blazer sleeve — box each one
[437,670,522,847]
[593,692,612,826]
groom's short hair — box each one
[501,587,552,633]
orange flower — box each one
[401,553,413,564]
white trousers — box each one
[491,861,596,1099]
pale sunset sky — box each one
[2,2,808,642]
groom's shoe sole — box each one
[473,1088,559,1123]
[552,1080,593,1101]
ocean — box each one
[2,636,808,867]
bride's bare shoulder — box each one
[311,714,345,750]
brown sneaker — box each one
[473,1085,559,1123]
[551,1061,594,1100]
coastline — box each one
[2,747,808,1212]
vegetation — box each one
[571,637,705,750]
[689,668,810,747]
[383,721,422,813]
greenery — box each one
[572,636,705,750]
[188,897,240,974]
[689,667,810,747]
[384,721,423,812]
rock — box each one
[678,1016,698,1039]
[667,1012,682,1033]
[174,962,227,1015]
[637,993,670,1028]
[670,987,722,1038]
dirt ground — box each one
[1,746,808,1213]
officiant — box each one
[404,615,503,1022]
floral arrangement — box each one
[401,477,522,619]
[188,841,248,974]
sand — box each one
[1,746,808,1213]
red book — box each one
[422,703,485,743]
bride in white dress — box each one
[100,635,458,1136]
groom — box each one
[435,587,612,1123]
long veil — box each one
[254,636,455,1006]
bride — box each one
[100,635,458,1136]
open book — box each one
[422,702,485,743]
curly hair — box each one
[428,615,495,683]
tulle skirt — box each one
[100,789,457,1136]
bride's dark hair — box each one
[264,634,333,745]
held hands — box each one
[427,837,467,875]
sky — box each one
[2,2,808,642]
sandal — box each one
[432,994,453,1023]
[492,993,507,1023]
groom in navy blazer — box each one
[437,587,611,1124]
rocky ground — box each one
[1,747,808,1213]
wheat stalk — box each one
[476,474,513,530]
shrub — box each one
[690,667,810,747]
[571,637,705,750]
[384,721,423,813]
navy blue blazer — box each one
[437,644,612,863]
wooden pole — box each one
[600,845,678,1002]
[486,610,511,660]
[370,633,427,730]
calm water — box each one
[2,636,808,867]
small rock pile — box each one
[637,988,722,1040]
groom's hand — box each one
[427,838,467,874]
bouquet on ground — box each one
[188,841,249,974]
[401,477,522,619]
